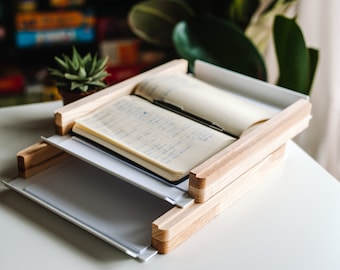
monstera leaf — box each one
[173,15,267,80]
[273,15,318,95]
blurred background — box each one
[0,0,338,180]
[0,0,164,106]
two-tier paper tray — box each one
[3,59,311,261]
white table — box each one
[1,101,340,270]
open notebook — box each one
[72,72,274,181]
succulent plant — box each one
[49,46,110,93]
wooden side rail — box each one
[17,142,69,178]
[152,144,286,254]
[189,98,311,203]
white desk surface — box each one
[1,101,340,270]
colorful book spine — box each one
[16,26,95,48]
[15,10,95,31]
[49,0,86,8]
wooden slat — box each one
[18,153,69,179]
[152,144,286,254]
[17,141,68,178]
[189,98,311,203]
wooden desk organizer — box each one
[12,59,312,259]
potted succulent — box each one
[49,46,110,105]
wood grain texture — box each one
[17,141,68,178]
[152,145,286,254]
[189,99,312,203]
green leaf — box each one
[173,15,267,80]
[93,56,109,74]
[64,73,83,81]
[71,46,81,70]
[90,71,109,81]
[54,56,68,71]
[71,82,88,92]
[82,53,92,65]
[307,48,319,94]
[228,0,260,29]
[274,15,317,94]
[88,54,98,74]
[78,67,87,78]
[65,55,78,73]
[48,69,64,78]
[128,0,194,46]
[87,81,107,87]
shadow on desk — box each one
[0,189,130,262]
